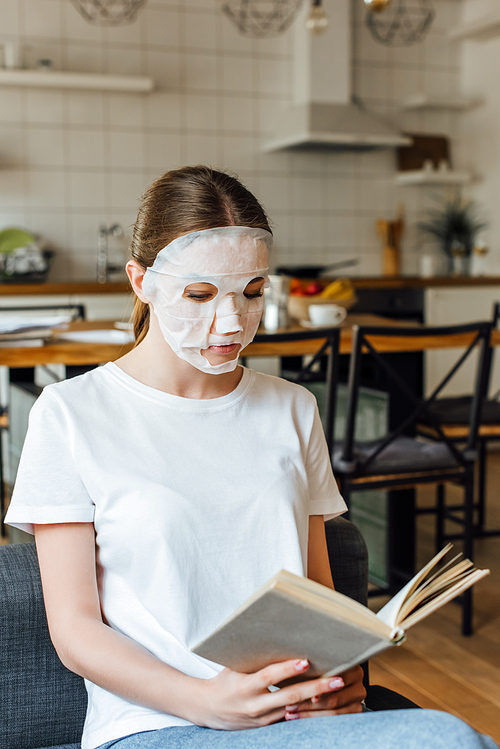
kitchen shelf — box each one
[400,94,482,111]
[395,169,473,186]
[450,12,500,42]
[0,69,154,93]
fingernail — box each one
[311,695,320,703]
[295,659,309,671]
[328,677,344,689]
[285,712,300,721]
[285,705,299,711]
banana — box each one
[320,278,355,299]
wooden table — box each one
[2,313,496,368]
[0,314,500,368]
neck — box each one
[116,321,243,400]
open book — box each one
[192,545,489,681]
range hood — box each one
[263,0,411,152]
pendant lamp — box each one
[68,0,148,25]
[365,0,435,45]
[221,0,303,38]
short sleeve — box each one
[5,388,95,535]
[306,403,347,520]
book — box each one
[0,328,55,348]
[0,337,46,348]
[0,314,72,335]
[192,545,489,682]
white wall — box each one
[0,0,462,281]
[457,0,500,274]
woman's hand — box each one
[283,665,366,719]
[192,659,365,730]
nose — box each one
[213,294,243,335]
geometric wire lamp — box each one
[68,0,148,25]
[365,0,435,45]
[221,0,304,38]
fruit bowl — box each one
[288,294,357,323]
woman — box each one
[5,167,496,749]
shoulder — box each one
[246,369,318,409]
[33,365,112,415]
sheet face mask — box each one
[142,226,272,374]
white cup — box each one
[308,304,347,326]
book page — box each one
[376,544,452,628]
[377,545,489,630]
[397,559,472,622]
[402,569,489,629]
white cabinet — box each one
[425,287,500,397]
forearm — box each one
[55,614,206,722]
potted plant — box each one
[417,193,487,275]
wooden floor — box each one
[2,457,500,741]
[369,452,500,742]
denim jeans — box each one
[96,710,498,749]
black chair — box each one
[332,321,492,636]
[418,302,500,540]
[251,327,341,453]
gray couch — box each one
[0,518,418,749]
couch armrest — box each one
[325,516,368,607]
[0,543,87,749]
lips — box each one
[208,343,240,355]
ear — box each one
[126,260,149,304]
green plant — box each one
[418,193,487,259]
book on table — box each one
[0,316,71,348]
[0,328,55,347]
[192,545,488,682]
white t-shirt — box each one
[6,363,346,749]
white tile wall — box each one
[457,0,500,274]
[0,0,463,280]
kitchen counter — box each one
[350,276,500,289]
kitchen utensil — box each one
[276,258,359,279]
[0,228,35,255]
[377,208,404,276]
[263,274,290,331]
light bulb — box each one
[364,0,392,12]
[306,1,329,34]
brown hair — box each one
[130,165,272,344]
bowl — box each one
[288,294,357,323]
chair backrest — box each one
[339,321,493,472]
[487,301,500,400]
[252,326,341,453]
